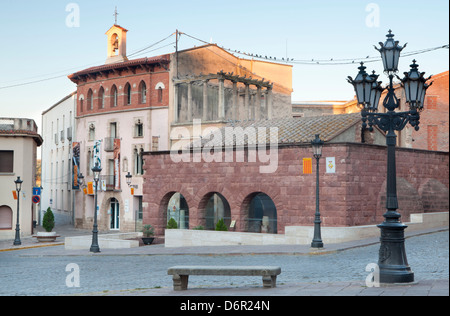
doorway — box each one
[110,198,120,230]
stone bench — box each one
[167,265,281,291]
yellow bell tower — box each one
[105,24,128,64]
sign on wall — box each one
[326,157,336,173]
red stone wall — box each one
[142,143,449,236]
[412,71,449,151]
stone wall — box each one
[142,143,449,236]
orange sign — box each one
[130,187,134,195]
[12,191,17,200]
[87,182,94,195]
[303,158,312,174]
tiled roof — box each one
[193,113,363,148]
[68,55,171,81]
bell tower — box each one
[105,24,128,64]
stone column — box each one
[266,86,273,119]
[187,82,192,122]
[232,81,238,121]
[173,83,179,123]
[202,80,209,121]
[218,78,225,120]
[256,86,262,120]
[244,84,250,120]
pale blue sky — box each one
[0,0,448,133]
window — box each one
[125,83,131,105]
[139,81,147,104]
[135,120,143,137]
[111,85,118,107]
[79,98,84,113]
[0,151,14,173]
[134,147,144,175]
[158,87,163,103]
[87,89,93,110]
[98,87,105,109]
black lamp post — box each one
[311,134,324,249]
[90,164,102,253]
[13,176,23,246]
[348,30,432,283]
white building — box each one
[40,92,77,225]
[0,118,42,240]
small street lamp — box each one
[311,134,324,249]
[13,176,23,246]
[78,173,84,187]
[126,172,133,187]
[348,30,432,283]
[90,164,102,253]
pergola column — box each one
[173,83,179,123]
[218,78,225,120]
[202,80,209,121]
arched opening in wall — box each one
[244,193,277,234]
[166,192,189,229]
[199,192,231,230]
[0,205,13,229]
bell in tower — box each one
[105,25,128,64]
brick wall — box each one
[75,67,169,117]
[142,143,449,236]
[412,71,449,151]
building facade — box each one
[0,118,43,240]
[40,92,77,225]
[67,24,294,232]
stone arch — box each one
[99,193,124,231]
[197,192,231,230]
[419,179,449,213]
[241,192,278,234]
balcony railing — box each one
[99,175,120,191]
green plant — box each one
[193,225,204,230]
[142,224,154,237]
[167,218,178,229]
[215,218,228,231]
[42,207,55,232]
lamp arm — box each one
[363,110,420,132]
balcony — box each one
[100,175,120,191]
[104,137,118,152]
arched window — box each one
[124,83,131,105]
[167,193,189,229]
[79,97,84,113]
[203,193,231,230]
[0,205,13,229]
[245,193,277,234]
[110,85,118,107]
[158,87,163,103]
[87,89,93,110]
[98,87,105,109]
[134,147,144,175]
[139,81,147,104]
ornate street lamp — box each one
[311,134,324,249]
[90,163,102,253]
[126,172,133,187]
[348,30,432,284]
[13,176,23,246]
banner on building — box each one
[93,140,102,169]
[326,157,336,173]
[303,158,312,174]
[114,138,121,190]
[72,142,80,189]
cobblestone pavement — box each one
[0,227,448,296]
